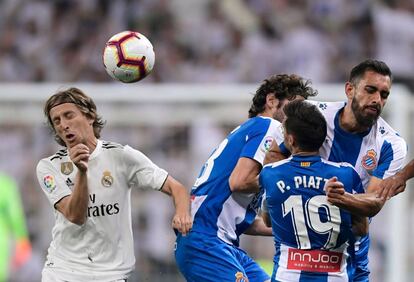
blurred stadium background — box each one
[1,0,413,281]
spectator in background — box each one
[0,172,32,282]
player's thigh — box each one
[175,232,249,282]
[236,248,270,282]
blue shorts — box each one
[175,231,270,282]
[349,234,370,282]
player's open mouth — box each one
[66,134,76,142]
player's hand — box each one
[69,143,90,172]
[324,177,345,205]
[378,173,407,200]
[172,212,193,236]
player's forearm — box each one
[244,218,273,236]
[400,160,414,182]
[171,184,191,215]
[334,192,384,217]
[65,171,89,225]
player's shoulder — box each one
[246,116,279,127]
[263,157,292,170]
[101,140,124,150]
[246,116,282,134]
[375,117,407,145]
[308,100,346,114]
[47,148,69,162]
[320,158,357,172]
[37,148,69,172]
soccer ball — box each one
[103,31,155,83]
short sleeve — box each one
[241,119,284,165]
[373,137,407,179]
[36,159,72,207]
[123,145,168,190]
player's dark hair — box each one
[44,87,105,146]
[349,59,393,85]
[284,100,327,152]
[248,74,317,118]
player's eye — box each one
[365,86,376,94]
[380,91,389,99]
[52,119,60,126]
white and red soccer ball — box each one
[103,31,155,83]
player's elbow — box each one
[367,204,382,217]
[262,213,272,228]
[366,198,385,217]
[229,179,241,192]
[228,178,259,193]
[65,214,86,225]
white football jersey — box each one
[36,140,168,281]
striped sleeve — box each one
[373,136,407,179]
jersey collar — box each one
[89,139,102,160]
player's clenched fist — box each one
[324,176,345,205]
[69,143,90,172]
[172,212,193,236]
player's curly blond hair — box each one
[44,87,105,146]
[248,74,317,118]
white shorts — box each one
[42,268,128,282]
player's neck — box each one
[340,107,370,133]
[85,138,98,153]
[291,150,319,157]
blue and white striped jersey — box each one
[310,101,407,188]
[260,155,364,281]
[309,101,407,280]
[191,116,284,246]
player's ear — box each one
[266,93,277,109]
[345,82,355,100]
[285,132,295,150]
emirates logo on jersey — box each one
[361,149,377,173]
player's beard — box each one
[351,96,382,128]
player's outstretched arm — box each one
[229,158,261,193]
[243,217,273,236]
[379,159,414,199]
[160,176,192,236]
[325,177,385,217]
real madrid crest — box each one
[61,162,74,175]
[361,149,377,173]
[101,170,114,187]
